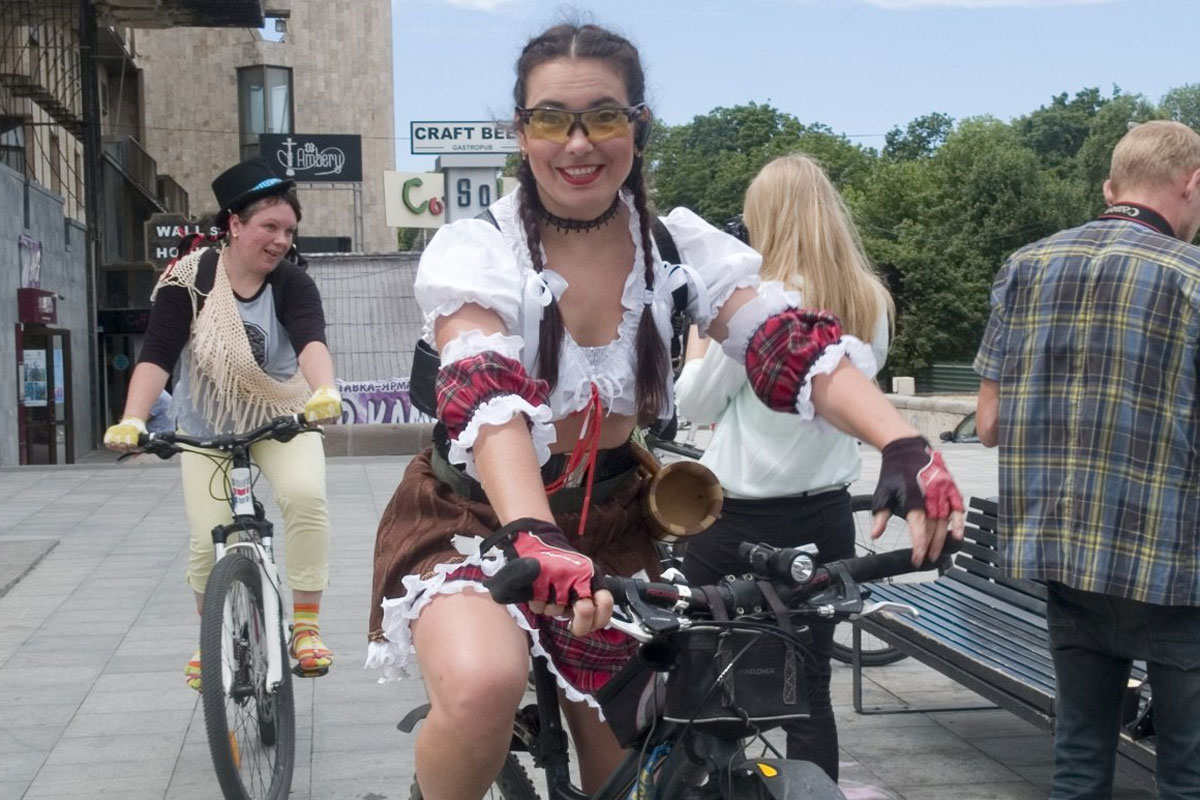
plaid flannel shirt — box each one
[974,218,1200,606]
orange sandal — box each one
[288,624,332,678]
[186,647,202,692]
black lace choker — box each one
[534,195,621,234]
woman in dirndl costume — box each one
[368,21,966,800]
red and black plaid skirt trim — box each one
[369,449,663,694]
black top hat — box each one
[211,156,295,229]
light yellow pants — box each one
[181,428,330,593]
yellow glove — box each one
[303,386,342,423]
[103,416,147,450]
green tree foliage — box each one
[1012,88,1109,171]
[649,103,871,225]
[1162,83,1200,129]
[644,85,1197,378]
[883,112,954,162]
[1072,93,1164,212]
[871,118,1078,371]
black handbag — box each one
[661,626,809,739]
[410,338,440,418]
[661,583,811,739]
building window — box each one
[49,132,61,195]
[238,65,293,161]
[1,117,28,175]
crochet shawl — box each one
[153,246,309,432]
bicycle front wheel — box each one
[410,754,538,800]
[829,496,909,666]
[201,552,296,800]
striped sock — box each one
[293,602,320,632]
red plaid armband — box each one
[436,351,551,442]
[744,309,843,413]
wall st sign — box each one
[260,133,363,182]
[144,214,220,270]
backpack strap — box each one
[650,217,692,388]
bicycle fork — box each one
[214,535,287,696]
[213,460,287,696]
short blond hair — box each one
[1109,120,1200,195]
[743,153,893,343]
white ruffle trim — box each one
[440,330,524,365]
[448,395,556,480]
[720,290,793,364]
[702,275,761,335]
[363,550,605,715]
[795,335,877,431]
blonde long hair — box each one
[743,154,894,343]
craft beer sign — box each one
[410,121,519,155]
[260,133,363,182]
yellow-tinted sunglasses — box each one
[516,104,646,144]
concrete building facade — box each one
[1,0,271,466]
[136,0,395,253]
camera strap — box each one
[1098,203,1174,238]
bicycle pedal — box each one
[291,664,330,679]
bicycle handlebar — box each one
[485,538,960,638]
[135,413,315,458]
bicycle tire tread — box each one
[829,496,907,667]
[200,552,296,800]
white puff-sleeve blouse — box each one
[414,187,762,440]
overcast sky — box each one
[389,0,1197,172]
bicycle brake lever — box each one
[605,616,653,643]
[859,600,919,619]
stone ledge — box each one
[888,394,975,442]
[319,396,976,458]
[322,423,434,457]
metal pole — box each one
[79,0,103,447]
[354,183,363,251]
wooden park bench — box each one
[850,496,1156,774]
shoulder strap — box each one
[652,217,689,321]
[477,208,499,228]
[651,216,680,266]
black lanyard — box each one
[1097,203,1175,238]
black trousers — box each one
[680,488,854,781]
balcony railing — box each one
[0,9,85,135]
[157,174,189,215]
[102,134,158,204]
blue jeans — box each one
[1046,582,1200,799]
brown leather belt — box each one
[428,446,638,514]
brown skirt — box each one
[368,448,663,641]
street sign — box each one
[409,121,518,155]
[383,171,445,229]
[144,214,219,270]
[260,133,363,182]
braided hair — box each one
[513,23,668,421]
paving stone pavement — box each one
[0,444,1156,799]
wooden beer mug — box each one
[630,441,723,542]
